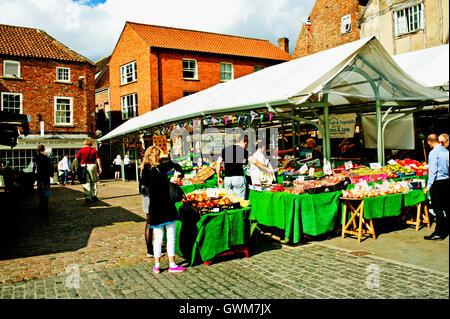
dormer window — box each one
[3,60,20,77]
[56,67,70,82]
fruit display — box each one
[342,181,410,199]
[382,163,415,178]
[182,188,244,214]
[333,166,387,184]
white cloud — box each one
[0,0,315,62]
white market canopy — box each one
[392,44,449,89]
[99,36,448,163]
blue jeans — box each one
[37,180,50,211]
[224,176,247,199]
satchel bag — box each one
[156,167,185,203]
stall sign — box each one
[388,159,398,165]
[318,113,357,139]
[370,163,382,169]
[299,164,308,174]
[345,161,353,170]
[323,161,332,175]
[153,135,168,154]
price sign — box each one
[388,159,398,165]
[345,161,353,170]
[323,162,332,175]
[296,175,305,182]
[299,164,308,174]
[370,163,382,169]
[308,167,315,177]
[305,152,313,160]
[206,188,219,198]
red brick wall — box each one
[0,56,95,135]
[293,0,362,59]
[109,24,151,118]
[151,49,278,111]
[110,24,288,120]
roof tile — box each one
[127,22,291,61]
[0,24,93,64]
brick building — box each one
[0,24,95,170]
[293,0,369,59]
[94,55,111,136]
[108,22,292,131]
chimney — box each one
[278,37,289,53]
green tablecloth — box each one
[175,204,251,266]
[180,177,218,194]
[248,190,342,242]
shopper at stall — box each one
[113,155,122,181]
[248,142,274,185]
[75,139,102,203]
[423,134,449,241]
[439,133,449,149]
[216,134,263,199]
[57,157,65,185]
[140,146,186,273]
[33,144,54,213]
[70,157,78,185]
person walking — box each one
[423,134,449,240]
[139,146,186,273]
[215,134,261,199]
[124,155,131,181]
[33,144,54,213]
[62,153,71,185]
[113,155,122,181]
[75,139,102,203]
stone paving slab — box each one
[1,243,448,299]
[0,179,448,300]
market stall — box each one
[174,190,251,266]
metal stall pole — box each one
[121,137,126,181]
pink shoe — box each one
[169,266,186,273]
[153,267,160,273]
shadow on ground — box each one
[0,185,146,260]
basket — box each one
[191,166,215,184]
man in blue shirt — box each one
[423,134,449,240]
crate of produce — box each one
[349,175,371,184]
[369,173,388,182]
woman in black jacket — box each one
[139,146,185,273]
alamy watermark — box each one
[65,264,80,289]
[169,126,279,167]
[365,264,380,289]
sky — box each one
[0,0,316,63]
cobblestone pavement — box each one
[0,180,448,300]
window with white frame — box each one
[220,63,233,81]
[56,67,70,82]
[394,3,423,36]
[121,93,138,120]
[54,97,73,125]
[182,59,197,79]
[3,60,20,77]
[1,92,22,114]
[120,61,137,85]
[341,14,351,34]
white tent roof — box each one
[392,44,449,88]
[99,36,448,142]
